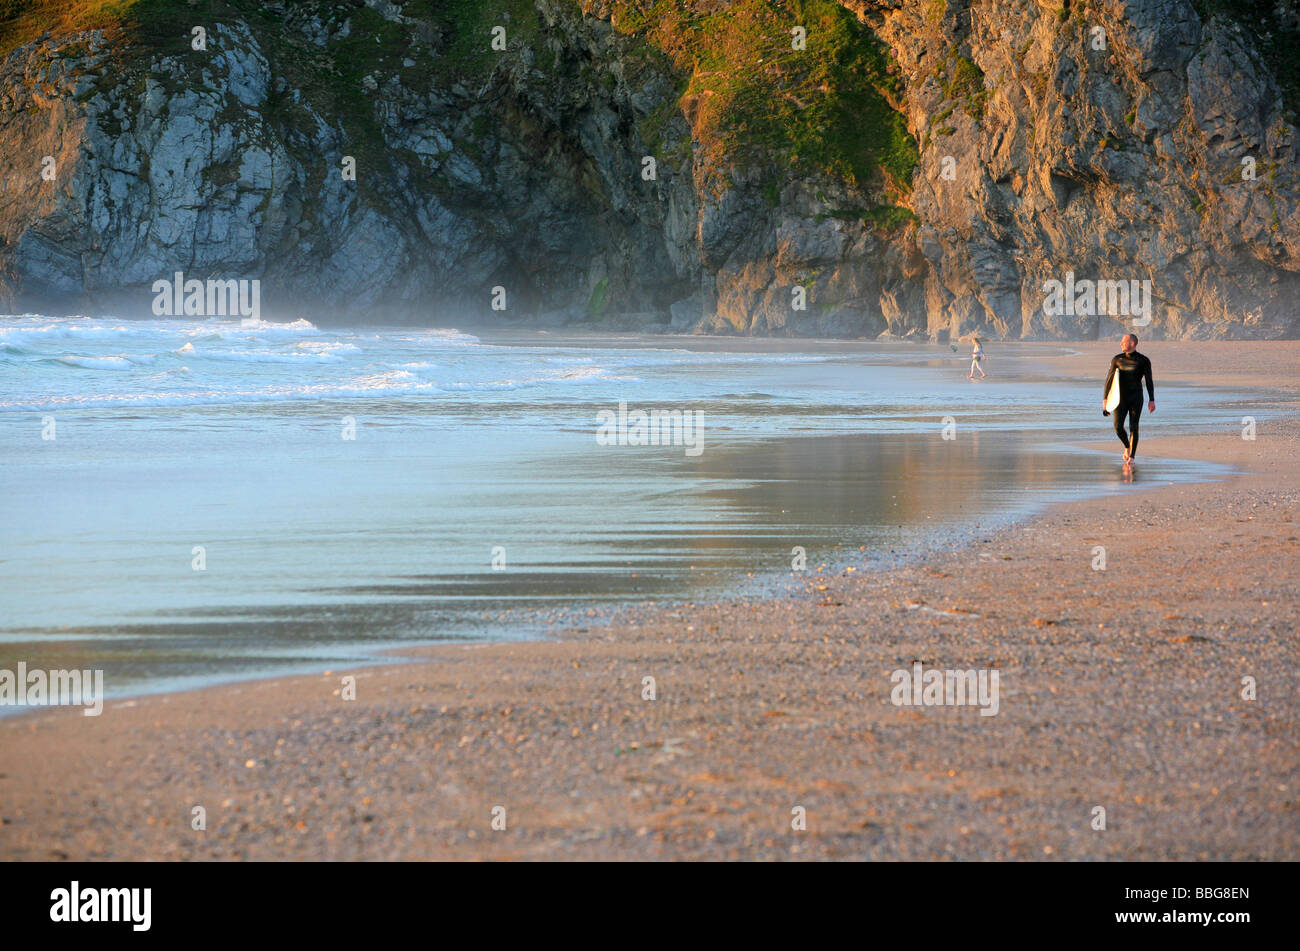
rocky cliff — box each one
[1,0,1298,338]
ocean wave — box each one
[0,365,640,410]
[439,364,620,391]
[389,328,481,346]
[609,351,841,368]
[346,371,421,387]
[0,380,453,410]
[56,355,136,371]
[2,323,140,344]
[194,349,346,364]
[0,315,321,344]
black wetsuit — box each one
[1103,350,1154,457]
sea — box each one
[0,315,1245,702]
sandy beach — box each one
[2,341,1296,861]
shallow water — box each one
[0,317,1247,701]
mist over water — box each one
[0,316,1241,700]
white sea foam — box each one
[236,318,319,334]
[297,340,361,354]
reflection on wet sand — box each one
[0,427,1222,701]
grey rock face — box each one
[0,4,700,324]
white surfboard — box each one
[1104,371,1122,415]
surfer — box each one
[968,337,986,379]
[1103,333,1155,466]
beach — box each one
[1,341,1297,861]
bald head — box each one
[1121,334,1137,353]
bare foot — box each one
[1122,448,1130,462]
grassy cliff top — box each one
[0,0,136,55]
[606,0,916,195]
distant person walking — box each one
[1103,333,1155,466]
[968,336,986,379]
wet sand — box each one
[2,341,1297,861]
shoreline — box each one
[2,342,1297,860]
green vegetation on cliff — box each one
[940,49,987,120]
[607,0,917,195]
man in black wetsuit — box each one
[1103,333,1155,465]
